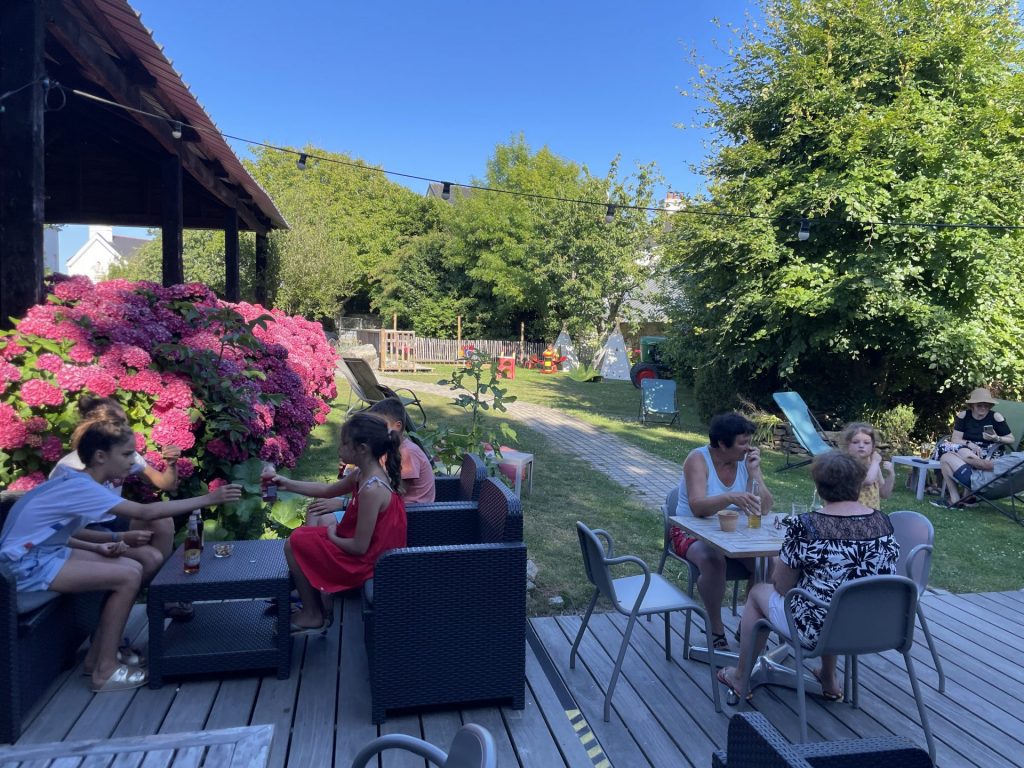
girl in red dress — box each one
[273,413,407,634]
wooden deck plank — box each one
[248,640,304,768]
[379,715,425,768]
[333,596,376,767]
[556,613,697,767]
[923,595,1024,670]
[584,612,720,762]
[16,590,1024,768]
[852,652,1013,768]
[136,681,219,768]
[459,707,521,768]
[419,710,463,763]
[522,640,596,768]
[286,631,340,768]
[958,592,1024,632]
[532,616,652,767]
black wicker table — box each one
[147,539,291,688]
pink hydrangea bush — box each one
[0,275,336,536]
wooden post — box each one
[0,0,45,328]
[457,315,462,351]
[254,233,269,306]
[392,312,397,331]
[378,328,385,371]
[161,153,184,286]
[223,208,239,302]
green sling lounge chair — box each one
[639,378,679,426]
[772,391,835,471]
[339,356,427,429]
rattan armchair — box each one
[362,477,526,723]
[431,452,486,503]
[712,712,932,767]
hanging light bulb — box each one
[170,121,182,140]
[296,153,308,171]
[798,218,810,241]
[605,203,616,224]
[441,182,452,200]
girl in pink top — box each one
[369,398,435,505]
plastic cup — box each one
[718,511,739,532]
[791,503,809,516]
[747,512,762,529]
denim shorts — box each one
[952,464,974,488]
[2,545,71,592]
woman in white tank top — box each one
[672,412,773,649]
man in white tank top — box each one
[675,412,773,649]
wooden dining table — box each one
[669,513,823,702]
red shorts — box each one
[670,527,699,559]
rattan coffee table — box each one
[146,539,291,688]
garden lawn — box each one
[311,370,1024,615]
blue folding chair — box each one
[639,378,679,426]
[772,391,835,471]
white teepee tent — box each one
[596,325,631,381]
[553,328,579,370]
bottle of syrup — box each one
[183,513,202,575]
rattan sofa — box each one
[1,491,105,743]
[362,477,526,723]
[712,712,932,768]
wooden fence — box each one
[351,330,548,366]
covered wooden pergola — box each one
[0,0,288,328]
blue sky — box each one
[59,0,757,265]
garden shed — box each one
[0,0,287,328]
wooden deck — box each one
[10,590,1024,767]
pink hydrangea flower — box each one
[135,432,147,452]
[208,477,228,491]
[0,404,28,449]
[83,368,118,397]
[36,353,64,373]
[40,435,64,462]
[19,378,65,407]
[68,342,96,363]
[56,364,87,392]
[9,472,46,491]
[25,416,47,433]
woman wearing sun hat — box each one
[933,387,1015,504]
[949,388,1014,457]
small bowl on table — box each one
[213,542,234,558]
[717,510,739,532]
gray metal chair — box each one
[656,487,746,616]
[746,575,935,763]
[890,511,945,694]
[350,723,495,768]
[570,521,722,722]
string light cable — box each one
[28,81,1024,235]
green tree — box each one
[664,0,1024,424]
[108,229,261,299]
[245,146,435,325]
[448,135,663,342]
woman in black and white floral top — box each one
[718,451,899,701]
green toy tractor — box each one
[629,335,671,387]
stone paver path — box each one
[378,374,680,505]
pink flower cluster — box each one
[0,275,337,492]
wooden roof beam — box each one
[45,0,268,233]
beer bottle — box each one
[261,462,278,504]
[184,513,201,575]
